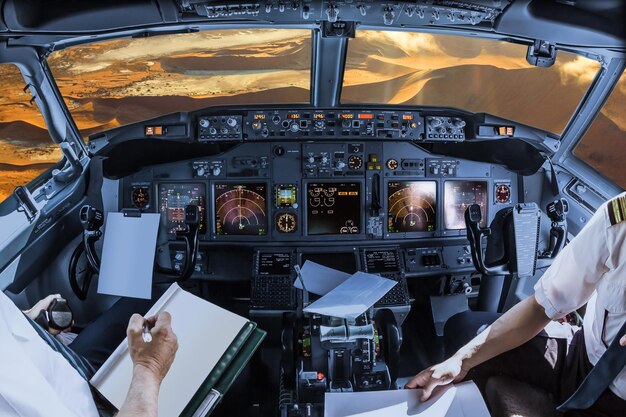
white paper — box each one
[294,260,351,295]
[91,283,250,417]
[97,212,160,299]
[324,382,490,417]
[303,272,397,320]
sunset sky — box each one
[0,29,623,201]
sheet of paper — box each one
[97,212,160,299]
[324,382,490,417]
[303,272,397,320]
[452,381,491,416]
[325,385,456,417]
[293,260,351,295]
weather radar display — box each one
[388,181,437,233]
[214,183,267,236]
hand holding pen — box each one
[127,312,178,383]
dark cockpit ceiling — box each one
[0,1,624,46]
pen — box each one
[142,322,152,343]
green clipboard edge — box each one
[180,322,266,417]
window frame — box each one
[556,58,626,196]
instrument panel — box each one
[122,140,517,244]
[119,107,518,247]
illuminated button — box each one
[369,154,379,163]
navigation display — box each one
[444,180,488,229]
[215,183,267,236]
[388,181,437,233]
[158,183,206,235]
[307,182,361,235]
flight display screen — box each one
[364,250,400,273]
[214,183,267,236]
[158,183,206,235]
[307,182,361,235]
[258,253,292,276]
[444,180,488,230]
[388,181,437,233]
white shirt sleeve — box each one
[534,202,612,320]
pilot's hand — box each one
[405,356,468,401]
[621,334,626,347]
[23,294,72,335]
[127,312,178,384]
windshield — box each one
[48,29,311,140]
[342,31,600,135]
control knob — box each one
[209,127,217,135]
[226,117,237,127]
[454,119,466,128]
[430,117,443,127]
[199,118,210,128]
[335,160,346,170]
[195,166,206,177]
[212,166,221,176]
[307,156,315,164]
[342,119,352,129]
[321,156,329,164]
[290,122,300,133]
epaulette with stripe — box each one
[607,194,626,226]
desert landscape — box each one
[0,29,623,202]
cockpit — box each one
[0,1,624,417]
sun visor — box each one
[2,0,164,32]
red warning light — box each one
[317,372,325,380]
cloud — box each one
[558,56,600,87]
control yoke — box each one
[544,198,568,258]
[465,199,568,278]
[156,204,201,282]
[465,204,509,276]
[466,203,544,277]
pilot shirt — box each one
[0,290,99,417]
[534,191,626,400]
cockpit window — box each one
[48,29,312,140]
[0,64,61,203]
[573,71,626,189]
[341,31,600,135]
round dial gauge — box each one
[348,155,363,170]
[276,213,297,233]
[132,187,150,208]
[386,159,399,170]
[495,184,511,204]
